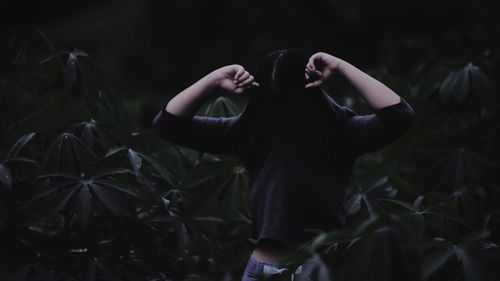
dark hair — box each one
[253,48,310,95]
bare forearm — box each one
[165,64,257,117]
[338,60,401,110]
[165,72,219,118]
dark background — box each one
[3,0,499,112]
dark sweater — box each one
[152,86,416,251]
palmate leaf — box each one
[69,119,122,151]
[423,248,454,280]
[144,192,224,250]
[48,184,81,219]
[0,132,37,189]
[344,224,421,281]
[424,229,497,280]
[41,132,96,175]
[181,158,239,189]
[347,176,389,217]
[36,169,141,226]
[380,196,469,236]
[137,152,181,187]
[7,25,58,67]
[449,187,481,225]
[438,63,497,105]
[439,66,469,103]
[51,250,148,281]
[63,50,89,92]
[0,264,56,281]
[104,147,181,190]
[419,143,485,191]
[202,96,241,117]
[27,180,75,204]
[47,46,122,117]
[216,171,247,222]
[76,54,122,116]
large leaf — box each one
[41,132,96,175]
[5,132,36,158]
[69,119,122,151]
[36,170,141,225]
[0,164,12,188]
[438,63,497,105]
[202,96,241,117]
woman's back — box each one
[238,86,354,250]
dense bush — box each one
[1,26,499,281]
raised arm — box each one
[305,52,401,109]
[152,64,259,156]
[305,52,415,156]
[165,64,258,117]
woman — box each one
[152,49,416,280]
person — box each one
[152,49,416,280]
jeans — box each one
[241,255,315,281]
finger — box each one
[304,79,322,88]
[237,75,254,87]
[307,53,323,70]
[306,67,321,78]
[234,66,245,81]
[307,61,317,73]
[307,61,314,70]
[237,71,250,83]
[251,81,260,87]
[234,85,251,94]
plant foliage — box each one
[1,26,499,281]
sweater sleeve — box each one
[151,104,244,156]
[344,96,416,156]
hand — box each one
[210,64,260,94]
[305,52,345,88]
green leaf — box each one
[78,185,92,227]
[0,164,12,188]
[128,149,142,174]
[380,198,417,212]
[105,146,126,158]
[90,183,125,217]
[42,132,96,174]
[48,184,81,219]
[423,249,454,279]
[64,53,78,92]
[439,66,469,103]
[192,215,224,223]
[6,132,36,158]
[347,194,362,215]
[91,168,133,180]
[203,96,241,117]
[95,179,141,199]
[137,152,180,187]
[28,181,75,204]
